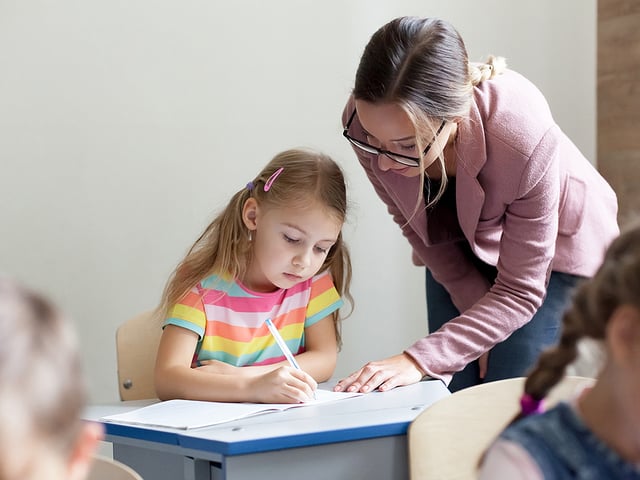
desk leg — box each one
[113,443,187,479]
[185,457,211,480]
[113,442,217,480]
[212,435,408,480]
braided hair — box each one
[515,222,640,420]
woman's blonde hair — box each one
[0,277,85,479]
[354,16,505,208]
[158,148,353,346]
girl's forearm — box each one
[294,349,337,382]
[221,350,337,383]
[155,365,254,402]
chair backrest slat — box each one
[116,310,161,401]
[407,376,595,480]
[88,455,144,480]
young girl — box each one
[154,148,352,404]
[0,277,103,480]
[479,223,640,479]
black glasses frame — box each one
[342,109,446,167]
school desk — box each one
[84,379,450,480]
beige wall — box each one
[598,0,640,222]
[0,1,597,403]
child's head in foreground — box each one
[519,220,640,409]
[480,221,640,478]
[0,277,102,480]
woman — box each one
[334,16,618,393]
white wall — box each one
[0,0,596,403]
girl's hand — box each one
[333,353,424,393]
[251,366,318,404]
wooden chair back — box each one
[88,455,144,480]
[408,375,595,480]
[116,310,162,401]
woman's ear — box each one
[607,305,640,367]
[242,198,259,231]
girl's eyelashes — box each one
[284,235,331,254]
[283,234,299,244]
[283,232,334,254]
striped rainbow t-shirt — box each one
[164,270,343,367]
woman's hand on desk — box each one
[333,353,424,393]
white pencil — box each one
[264,318,301,370]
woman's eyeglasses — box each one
[342,109,446,167]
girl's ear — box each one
[242,198,259,231]
[607,305,640,367]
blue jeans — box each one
[425,267,582,392]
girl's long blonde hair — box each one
[354,16,505,209]
[158,148,353,345]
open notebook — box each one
[101,389,362,430]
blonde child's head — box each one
[0,277,102,480]
[160,148,352,344]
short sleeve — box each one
[164,287,207,339]
[305,271,343,327]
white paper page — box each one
[100,389,361,430]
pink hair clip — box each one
[520,393,544,416]
[264,167,284,192]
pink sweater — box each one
[344,70,618,384]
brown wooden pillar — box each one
[597,1,640,223]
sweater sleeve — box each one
[406,126,560,383]
[343,93,560,384]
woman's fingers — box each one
[334,354,423,393]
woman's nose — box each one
[377,153,395,171]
